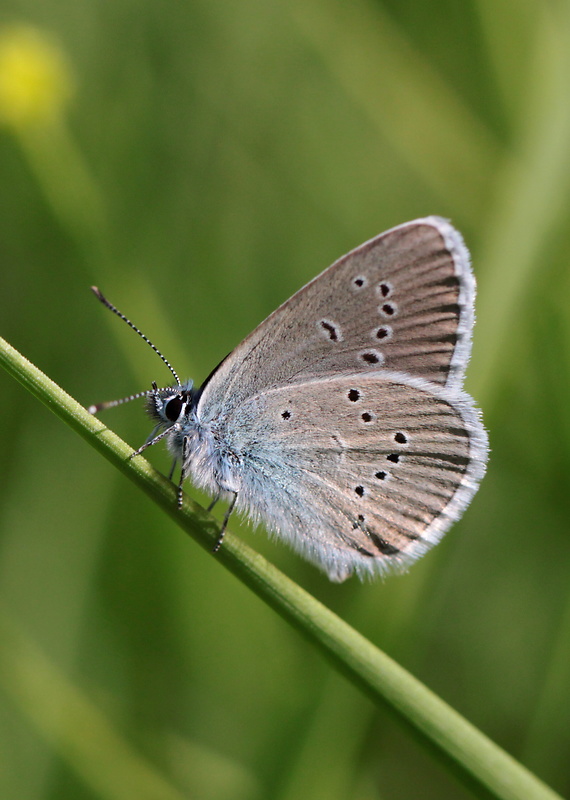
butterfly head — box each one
[146,380,199,428]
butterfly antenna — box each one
[91,286,181,386]
[87,389,154,415]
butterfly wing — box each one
[198,217,474,422]
[211,372,487,581]
[190,218,486,578]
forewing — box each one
[223,372,487,581]
[198,217,474,422]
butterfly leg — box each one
[212,491,238,553]
[207,495,219,512]
[168,458,177,481]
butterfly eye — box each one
[164,395,184,422]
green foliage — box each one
[1,2,570,798]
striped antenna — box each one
[87,382,175,414]
[88,389,154,415]
[91,287,181,387]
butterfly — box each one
[90,217,488,581]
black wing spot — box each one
[348,388,361,402]
[281,410,291,420]
[375,326,392,340]
[379,302,397,317]
[354,485,365,497]
[375,471,388,480]
[360,350,384,365]
[394,432,408,444]
[377,281,393,298]
[387,453,400,464]
[352,275,368,289]
[361,412,374,423]
[319,319,342,342]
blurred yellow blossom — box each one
[0,25,73,129]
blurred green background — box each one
[1,1,570,798]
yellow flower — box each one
[0,25,73,129]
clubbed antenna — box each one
[91,286,181,387]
